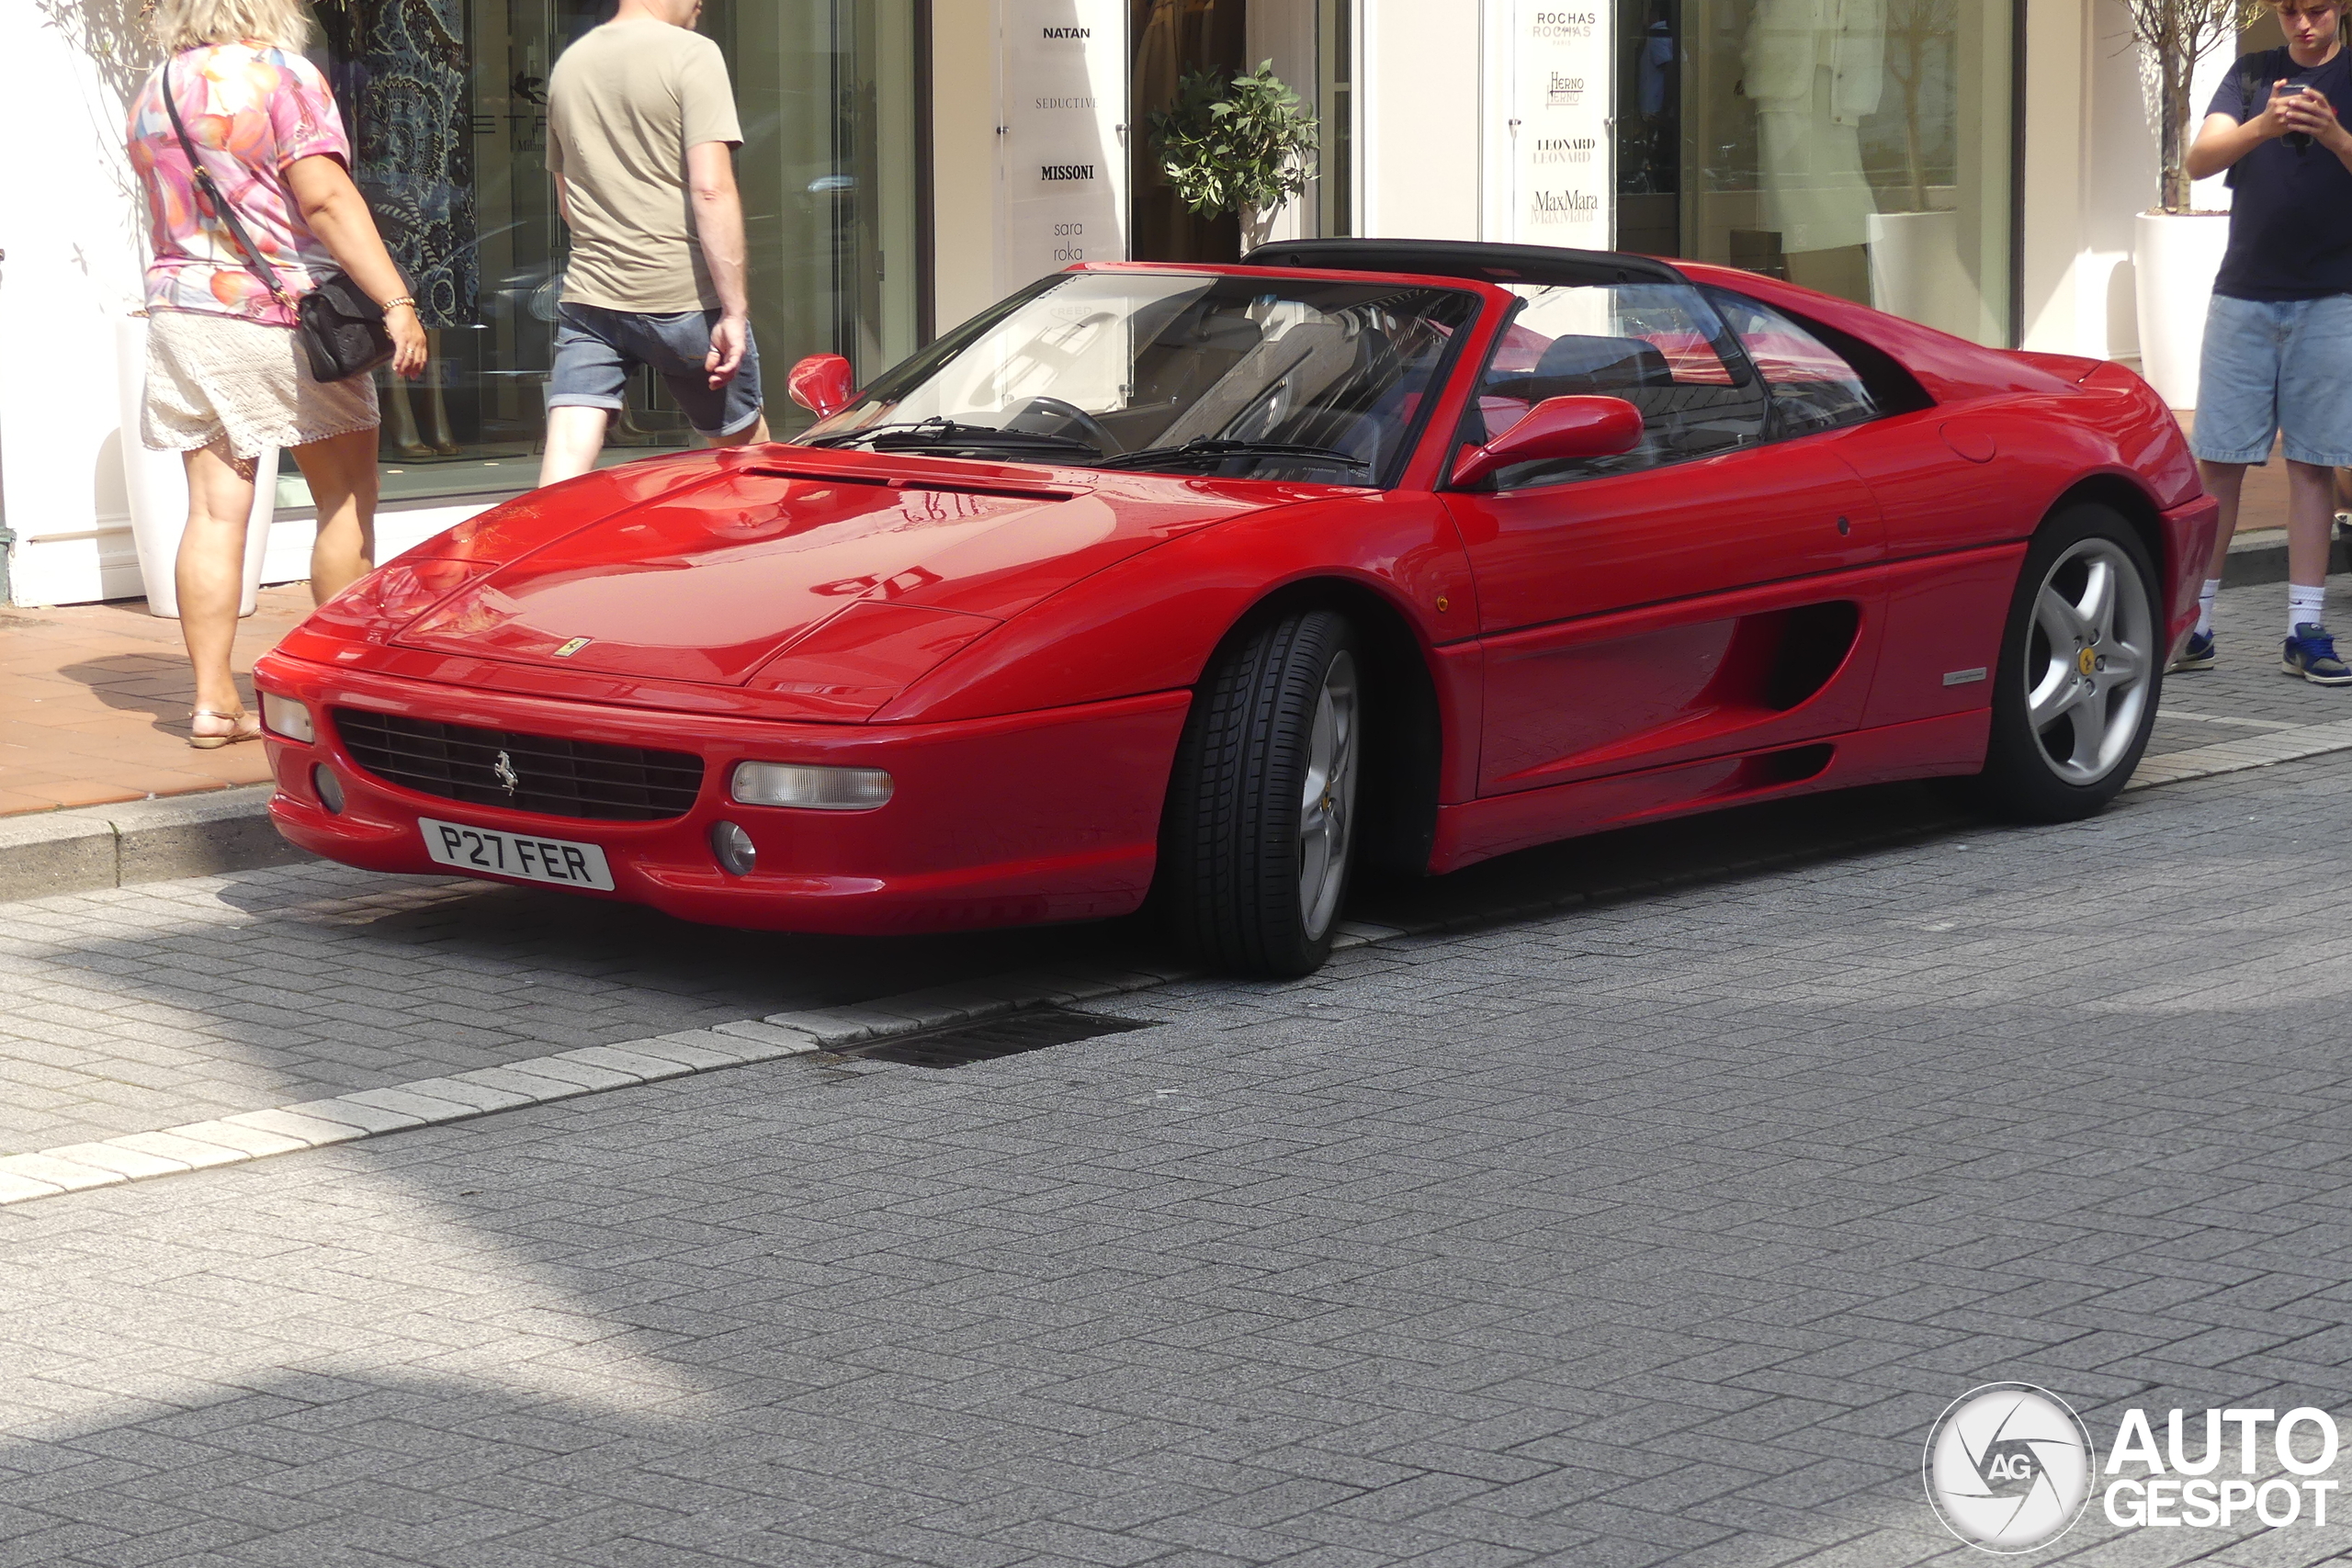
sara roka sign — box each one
[997,0,1129,293]
[1487,4,1613,244]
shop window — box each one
[296,0,918,510]
[1615,0,2015,347]
[1465,281,1769,491]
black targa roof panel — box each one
[1243,239,1689,290]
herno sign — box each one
[998,0,1129,291]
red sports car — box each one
[255,241,2217,975]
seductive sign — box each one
[998,0,1129,292]
[1490,4,1613,245]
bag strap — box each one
[159,54,298,310]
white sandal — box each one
[188,707,262,750]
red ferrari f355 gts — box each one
[256,241,2218,975]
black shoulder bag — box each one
[159,54,397,382]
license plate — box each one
[419,817,616,891]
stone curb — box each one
[0,784,301,904]
[2222,528,2352,589]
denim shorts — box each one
[2191,292,2352,468]
[547,302,764,438]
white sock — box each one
[2289,583,2326,637]
[2196,579,2221,636]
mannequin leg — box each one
[383,368,428,459]
[420,329,460,455]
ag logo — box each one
[1924,1383,2095,1553]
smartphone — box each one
[2281,83,2319,151]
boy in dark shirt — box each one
[2180,0,2352,684]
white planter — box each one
[2133,211,2232,411]
[114,313,276,618]
[1864,209,1977,339]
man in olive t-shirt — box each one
[537,0,767,486]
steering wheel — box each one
[1003,396,1122,455]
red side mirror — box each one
[786,354,856,419]
[1451,396,1644,490]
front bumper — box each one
[255,653,1190,934]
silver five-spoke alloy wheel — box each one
[1296,650,1359,943]
[2023,536,2154,786]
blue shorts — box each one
[2191,293,2352,468]
[547,302,764,439]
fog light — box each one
[311,764,345,814]
[730,761,894,810]
[262,692,315,743]
[710,820,757,876]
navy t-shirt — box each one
[2209,47,2352,299]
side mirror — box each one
[786,354,856,419]
[1450,396,1644,490]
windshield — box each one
[800,272,1481,485]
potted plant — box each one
[2127,0,2259,407]
[1148,62,1319,254]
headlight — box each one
[261,693,315,743]
[729,761,894,810]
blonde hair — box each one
[149,0,312,52]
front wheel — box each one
[1973,503,2164,822]
[1160,609,1362,976]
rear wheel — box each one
[1161,609,1361,976]
[1974,503,2163,822]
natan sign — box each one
[997,0,1129,293]
[1487,4,1613,245]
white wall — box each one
[2,0,153,604]
[1358,0,1483,240]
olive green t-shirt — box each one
[547,18,743,313]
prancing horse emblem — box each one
[492,750,520,795]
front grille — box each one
[333,708,705,822]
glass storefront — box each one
[1615,0,2015,346]
[290,0,919,511]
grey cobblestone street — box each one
[3,577,2352,1565]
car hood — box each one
[386,450,1273,688]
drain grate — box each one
[850,1008,1156,1069]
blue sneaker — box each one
[2281,624,2352,685]
[2171,630,2217,671]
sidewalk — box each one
[0,584,312,816]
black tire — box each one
[1973,502,2165,822]
[1160,609,1362,976]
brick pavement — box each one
[0,717,2348,1562]
[0,585,311,816]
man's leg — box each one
[2285,458,2336,637]
[2196,458,2245,642]
[540,405,613,486]
[2275,295,2352,681]
[706,412,769,449]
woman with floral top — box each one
[128,0,427,747]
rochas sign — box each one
[1923,1384,2346,1554]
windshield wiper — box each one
[1093,437,1371,474]
[803,418,1102,457]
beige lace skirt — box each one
[141,308,379,460]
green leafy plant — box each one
[1148,61,1319,240]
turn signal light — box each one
[261,693,315,743]
[729,761,894,811]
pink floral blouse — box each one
[126,43,351,329]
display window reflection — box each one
[1614,0,2014,346]
[291,0,917,510]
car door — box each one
[1442,280,1888,797]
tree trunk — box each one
[2162,55,2194,212]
